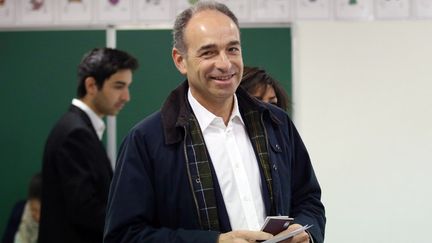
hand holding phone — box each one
[260,216,294,235]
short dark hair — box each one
[77,47,139,98]
[28,172,42,200]
[172,1,239,54]
[241,66,291,111]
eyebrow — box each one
[113,80,127,85]
[227,40,241,47]
[197,40,241,53]
[197,44,216,53]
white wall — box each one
[292,21,432,243]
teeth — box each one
[214,74,233,80]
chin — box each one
[215,91,235,99]
[106,111,119,116]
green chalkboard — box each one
[0,27,291,236]
[0,30,106,236]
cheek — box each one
[196,61,211,75]
[232,56,243,68]
[102,91,117,103]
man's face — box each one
[173,10,243,108]
[92,69,132,116]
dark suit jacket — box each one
[38,105,113,243]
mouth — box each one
[210,73,236,82]
[115,102,126,110]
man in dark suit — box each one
[38,48,138,243]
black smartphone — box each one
[260,216,294,235]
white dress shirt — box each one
[72,98,105,140]
[188,89,266,230]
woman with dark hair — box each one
[2,173,41,243]
[241,66,291,112]
[14,173,41,243]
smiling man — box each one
[104,2,325,243]
[39,48,138,243]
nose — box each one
[215,52,232,71]
[122,88,130,102]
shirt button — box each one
[275,144,281,150]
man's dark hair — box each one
[77,47,139,98]
[28,172,42,200]
[172,1,239,55]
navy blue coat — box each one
[104,82,325,243]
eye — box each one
[228,47,240,54]
[200,50,215,58]
[113,82,126,90]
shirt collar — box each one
[187,89,244,131]
[72,98,106,140]
[230,94,244,125]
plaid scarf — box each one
[186,109,273,231]
[242,110,274,208]
[186,116,220,230]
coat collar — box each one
[160,81,281,145]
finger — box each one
[278,225,309,243]
[286,224,303,232]
[290,231,309,243]
[233,230,273,241]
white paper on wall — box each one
[375,0,411,19]
[253,0,292,22]
[334,0,373,20]
[96,0,133,23]
[413,0,432,18]
[19,0,54,24]
[0,0,15,25]
[174,0,194,15]
[137,0,171,21]
[294,0,331,20]
[58,0,93,23]
[218,0,250,22]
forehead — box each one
[105,69,132,83]
[253,84,276,96]
[184,10,240,49]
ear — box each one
[172,48,187,75]
[84,77,98,96]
